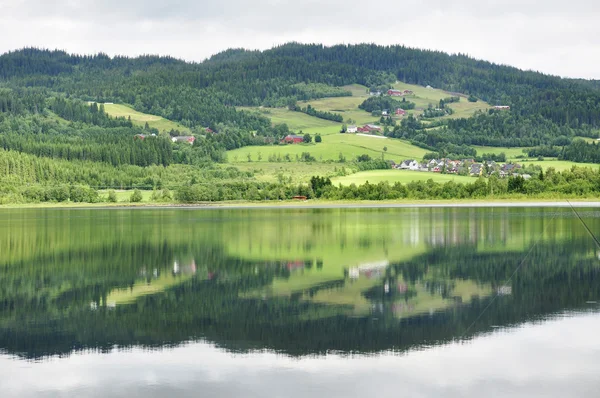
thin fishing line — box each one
[460,208,559,338]
[566,199,600,249]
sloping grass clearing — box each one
[102,103,191,133]
[473,146,530,160]
[226,134,427,163]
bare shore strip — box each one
[1,199,600,210]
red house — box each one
[395,108,406,116]
[281,134,304,144]
[357,124,382,133]
[387,89,403,96]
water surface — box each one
[1,207,599,397]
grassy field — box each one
[101,103,191,133]
[239,107,342,134]
[391,82,490,119]
[519,159,599,171]
[97,189,157,203]
[341,84,370,97]
[227,134,427,164]
[331,170,476,186]
[473,146,530,160]
[229,162,347,183]
[300,96,376,126]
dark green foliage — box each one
[560,139,600,163]
[107,190,118,203]
[315,134,322,143]
[527,146,561,158]
[130,189,143,202]
[289,104,343,122]
[476,152,507,162]
[359,96,415,113]
[389,111,577,148]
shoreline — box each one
[1,199,600,210]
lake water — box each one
[1,207,600,397]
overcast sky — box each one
[1,0,599,79]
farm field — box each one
[239,106,341,133]
[518,159,599,171]
[102,103,191,133]
[228,162,347,184]
[300,96,375,126]
[331,170,476,186]
[226,133,427,164]
[390,82,490,119]
[97,189,158,203]
[473,146,530,160]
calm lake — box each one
[1,207,600,397]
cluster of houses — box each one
[346,124,382,133]
[395,158,531,179]
[387,89,414,97]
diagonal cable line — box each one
[566,199,600,249]
[459,208,559,338]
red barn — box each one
[395,108,406,116]
[387,89,403,96]
[281,134,304,144]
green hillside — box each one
[101,103,191,133]
[2,44,600,205]
[227,133,427,163]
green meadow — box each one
[102,103,191,133]
[473,146,530,160]
[390,81,491,118]
[227,133,427,164]
[331,170,476,186]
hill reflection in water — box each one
[0,207,599,359]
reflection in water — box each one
[0,207,599,363]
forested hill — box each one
[2,43,600,130]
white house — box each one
[400,160,419,170]
[347,125,357,133]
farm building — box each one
[357,124,382,133]
[493,106,511,110]
[171,136,195,144]
[347,125,358,133]
[281,134,304,144]
[399,159,419,170]
[387,89,403,96]
[395,108,406,116]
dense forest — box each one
[3,44,600,130]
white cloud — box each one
[1,312,600,397]
[1,0,600,78]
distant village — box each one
[393,158,531,179]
